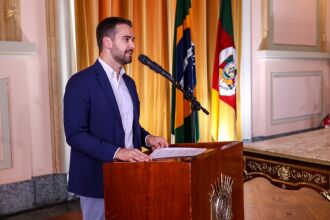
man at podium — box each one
[64,17,168,220]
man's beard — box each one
[112,46,133,65]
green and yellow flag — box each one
[171,0,199,143]
[211,0,238,141]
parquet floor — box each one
[244,178,330,220]
[4,177,330,220]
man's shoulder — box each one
[65,63,100,93]
[69,63,98,82]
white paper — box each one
[150,147,206,159]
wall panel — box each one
[271,72,323,124]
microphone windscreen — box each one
[138,54,148,64]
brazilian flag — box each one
[171,0,199,143]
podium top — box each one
[111,142,242,163]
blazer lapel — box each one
[94,60,122,124]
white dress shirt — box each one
[98,58,134,149]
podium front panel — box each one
[103,161,193,219]
[103,141,244,220]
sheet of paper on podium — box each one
[150,147,206,159]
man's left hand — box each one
[146,135,169,150]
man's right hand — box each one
[114,148,151,162]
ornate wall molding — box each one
[258,50,330,60]
[0,78,12,170]
[0,41,36,55]
[0,0,22,41]
[261,0,325,52]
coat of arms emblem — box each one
[209,174,233,220]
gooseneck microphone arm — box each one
[138,54,209,116]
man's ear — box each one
[103,36,113,49]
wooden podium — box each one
[103,142,244,220]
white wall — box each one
[250,0,330,138]
[0,0,53,185]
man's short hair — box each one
[96,17,132,52]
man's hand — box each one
[115,148,151,162]
[146,135,169,150]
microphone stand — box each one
[138,54,209,143]
[156,69,209,143]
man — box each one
[64,17,168,220]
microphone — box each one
[138,54,209,116]
[138,54,172,79]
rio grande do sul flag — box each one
[211,0,238,141]
[171,0,199,143]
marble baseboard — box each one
[0,173,72,215]
[0,180,34,215]
[250,127,321,142]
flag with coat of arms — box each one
[211,0,238,141]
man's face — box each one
[111,24,135,65]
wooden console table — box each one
[244,147,330,201]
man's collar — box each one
[98,57,125,80]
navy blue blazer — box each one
[64,60,150,198]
